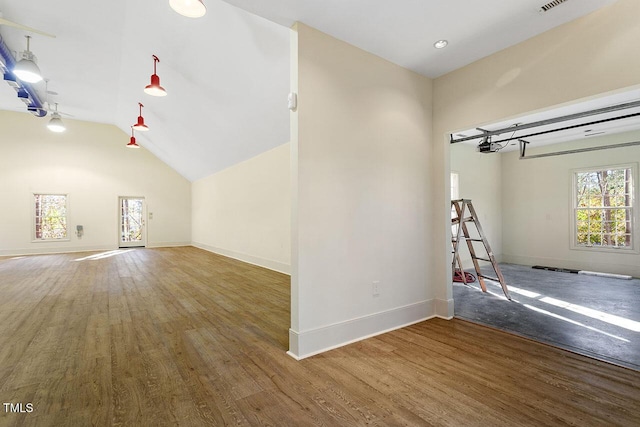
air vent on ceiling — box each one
[539,0,569,12]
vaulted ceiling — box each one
[0,0,619,181]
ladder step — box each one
[467,238,484,242]
[451,217,474,224]
[473,257,492,262]
[478,274,500,282]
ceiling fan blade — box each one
[0,17,56,38]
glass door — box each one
[119,197,146,248]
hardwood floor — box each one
[0,246,638,426]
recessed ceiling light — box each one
[170,0,207,18]
[433,39,448,49]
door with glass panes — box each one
[119,197,146,247]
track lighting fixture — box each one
[127,127,140,148]
[170,0,207,18]
[144,55,167,97]
[47,104,66,133]
[132,102,149,131]
[13,36,43,83]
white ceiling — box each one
[222,0,618,77]
[0,0,620,180]
[0,0,290,181]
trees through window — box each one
[34,194,68,240]
[575,166,634,249]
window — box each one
[34,194,68,240]
[451,172,460,200]
[574,165,635,249]
[450,172,460,236]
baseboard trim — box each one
[192,242,291,275]
[0,245,114,257]
[502,254,640,278]
[434,298,454,319]
[287,299,435,360]
[0,242,195,258]
[147,241,191,248]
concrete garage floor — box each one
[453,263,640,371]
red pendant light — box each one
[127,127,140,148]
[144,55,167,97]
[132,102,149,131]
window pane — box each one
[574,167,633,248]
[450,172,459,200]
[34,194,68,240]
[612,195,625,207]
[121,198,144,243]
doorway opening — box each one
[447,89,640,370]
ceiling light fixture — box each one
[132,102,149,131]
[127,127,140,148]
[169,0,207,18]
[433,39,449,49]
[144,55,167,97]
[13,36,43,83]
[47,104,66,133]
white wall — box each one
[0,111,191,255]
[191,143,291,273]
[432,0,640,315]
[502,131,640,277]
[290,24,434,359]
[450,143,503,265]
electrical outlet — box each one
[372,280,380,297]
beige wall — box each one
[433,0,640,313]
[191,143,291,274]
[290,23,434,358]
[501,131,640,277]
[450,143,502,266]
[0,111,191,255]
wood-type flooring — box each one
[0,247,638,426]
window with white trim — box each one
[34,194,68,240]
[451,172,460,200]
[451,172,460,235]
[574,165,635,249]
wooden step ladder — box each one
[451,199,511,300]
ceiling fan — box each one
[18,80,73,118]
[32,101,74,117]
[20,100,73,118]
[36,80,73,117]
[0,11,56,38]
